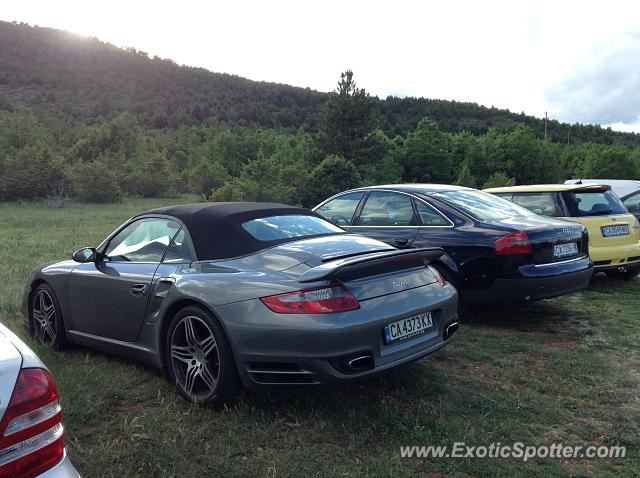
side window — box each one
[163,227,197,263]
[316,192,364,226]
[623,192,640,213]
[356,191,417,226]
[106,218,181,263]
[415,200,451,226]
[511,193,563,217]
[494,192,513,201]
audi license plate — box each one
[384,311,433,345]
[553,242,579,258]
[602,225,629,237]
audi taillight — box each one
[0,368,64,478]
[493,230,532,255]
[260,284,359,314]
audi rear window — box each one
[241,215,344,241]
[436,190,535,221]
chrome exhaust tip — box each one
[444,322,459,340]
[347,355,374,371]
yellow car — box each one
[484,184,640,280]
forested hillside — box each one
[2,20,639,145]
[0,21,326,130]
[0,21,639,206]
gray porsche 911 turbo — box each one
[22,203,459,406]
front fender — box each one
[21,260,78,328]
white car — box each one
[0,322,79,477]
[565,179,640,221]
[564,179,640,198]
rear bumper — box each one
[590,241,640,269]
[594,261,640,273]
[38,451,80,478]
[215,283,459,389]
[463,257,593,304]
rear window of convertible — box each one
[241,215,344,241]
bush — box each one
[455,162,477,188]
[209,182,244,202]
[481,172,516,189]
[70,161,122,203]
[304,155,360,206]
[0,148,67,200]
[124,151,172,197]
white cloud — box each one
[546,32,640,131]
[2,0,640,132]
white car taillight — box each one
[0,368,64,478]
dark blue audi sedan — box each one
[314,184,593,306]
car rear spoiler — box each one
[298,247,444,283]
[568,184,611,193]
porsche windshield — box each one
[242,215,344,241]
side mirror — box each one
[72,247,97,263]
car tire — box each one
[30,284,69,350]
[165,305,240,407]
[605,269,640,281]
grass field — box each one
[0,198,638,477]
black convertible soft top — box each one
[139,202,329,261]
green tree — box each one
[401,119,452,183]
[304,155,361,206]
[317,70,378,163]
[501,124,560,184]
[448,131,476,173]
[188,159,228,196]
[233,150,296,203]
[0,148,66,200]
[209,182,244,202]
[455,161,477,188]
[125,149,172,197]
[576,143,638,179]
[558,145,588,180]
[482,172,516,189]
[355,129,403,185]
[465,128,505,186]
[0,110,54,152]
[69,161,122,202]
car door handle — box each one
[129,284,147,296]
[393,238,410,247]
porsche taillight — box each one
[0,368,64,478]
[494,230,532,255]
[260,284,359,314]
[429,267,447,286]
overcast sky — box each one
[3,0,640,132]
